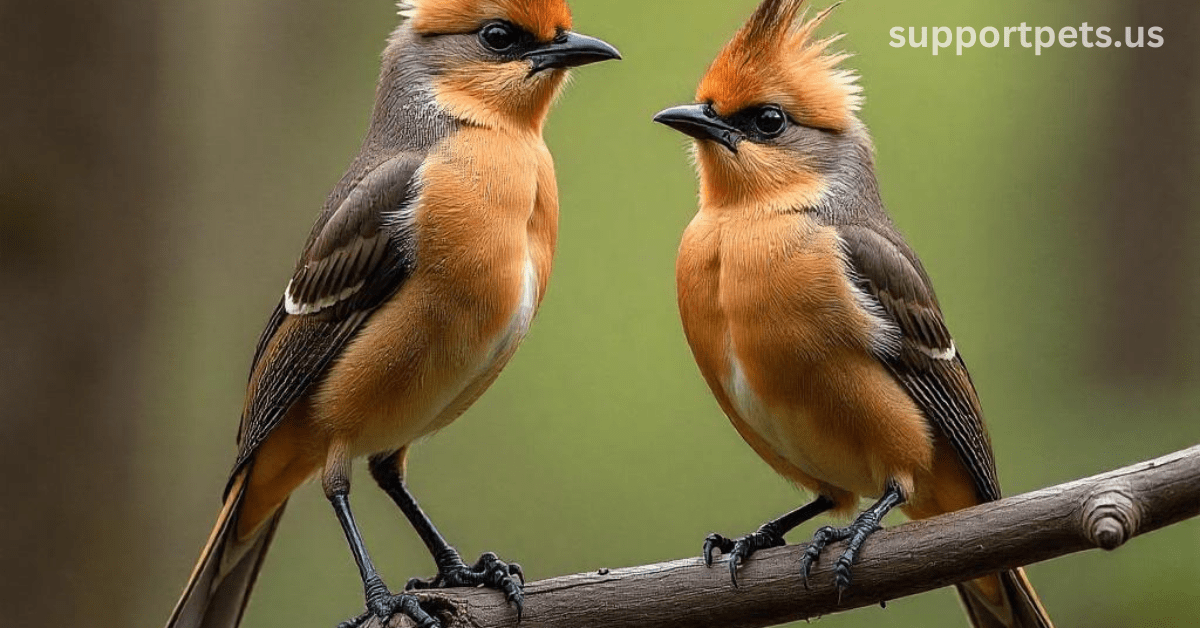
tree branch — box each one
[366,445,1200,628]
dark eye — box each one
[754,106,787,137]
[480,22,519,52]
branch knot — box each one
[1080,485,1141,550]
[364,447,1200,628]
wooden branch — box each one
[367,445,1200,628]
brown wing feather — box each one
[284,155,422,320]
[226,155,422,491]
[839,223,1001,503]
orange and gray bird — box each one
[654,1,1051,626]
[166,2,618,627]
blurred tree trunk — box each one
[0,0,162,625]
[1097,1,1199,383]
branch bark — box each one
[366,446,1200,628]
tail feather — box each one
[957,568,1053,628]
[166,471,286,628]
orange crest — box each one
[399,0,572,42]
[698,0,860,131]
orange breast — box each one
[311,125,558,457]
[677,207,933,509]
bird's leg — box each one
[703,495,835,587]
[800,481,905,594]
[325,466,440,628]
[369,451,525,620]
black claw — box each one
[728,550,742,587]
[834,555,854,592]
[410,552,525,618]
[800,546,818,589]
[395,595,440,628]
[703,525,786,588]
[798,512,889,599]
[702,533,735,566]
[799,525,851,590]
[800,554,813,589]
[341,588,440,628]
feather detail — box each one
[698,0,860,131]
[284,278,366,316]
[399,0,572,40]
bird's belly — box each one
[680,210,931,503]
[317,253,540,458]
[724,354,881,499]
[420,253,539,436]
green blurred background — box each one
[1,0,1197,627]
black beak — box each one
[524,32,621,73]
[653,104,742,153]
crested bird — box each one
[166,2,618,627]
[654,1,1052,626]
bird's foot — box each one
[702,521,787,587]
[799,515,885,595]
[406,552,524,620]
[338,577,439,628]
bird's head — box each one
[392,0,620,131]
[655,0,869,211]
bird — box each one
[165,2,618,628]
[653,1,1052,626]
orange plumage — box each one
[698,0,859,129]
[657,2,1052,626]
[401,0,572,41]
[167,3,616,628]
[691,1,863,210]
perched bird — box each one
[166,2,618,628]
[654,1,1051,626]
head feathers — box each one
[398,0,572,41]
[698,0,860,132]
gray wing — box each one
[840,223,1001,503]
[229,154,422,484]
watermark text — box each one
[890,24,1164,56]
